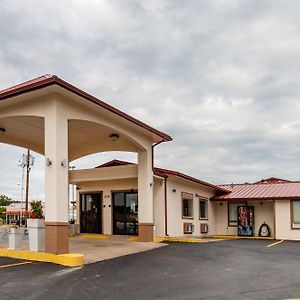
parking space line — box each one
[0,261,32,269]
[267,239,284,248]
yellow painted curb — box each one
[129,236,139,241]
[0,248,84,267]
[80,234,110,240]
[211,235,275,240]
[155,237,203,243]
[267,239,284,248]
[0,261,32,269]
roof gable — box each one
[254,177,292,184]
[0,75,172,143]
[95,159,134,168]
[94,160,229,193]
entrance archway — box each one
[0,75,172,254]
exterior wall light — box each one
[0,128,6,135]
[46,158,52,167]
[109,133,119,141]
[61,159,67,167]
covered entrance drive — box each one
[80,193,102,234]
[0,75,172,254]
[113,192,138,235]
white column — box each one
[138,148,154,241]
[103,189,112,235]
[44,100,69,254]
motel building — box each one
[71,162,300,241]
[1,75,300,255]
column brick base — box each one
[45,222,69,254]
[138,223,154,242]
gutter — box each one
[151,140,164,170]
[164,176,169,236]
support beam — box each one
[138,148,154,242]
[44,100,69,254]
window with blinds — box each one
[292,200,300,229]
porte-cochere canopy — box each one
[0,75,172,160]
[0,75,172,254]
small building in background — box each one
[5,201,45,225]
[5,202,26,225]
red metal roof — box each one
[95,159,229,193]
[213,179,300,201]
[0,75,172,143]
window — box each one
[291,201,300,229]
[182,192,193,218]
[199,198,208,219]
[228,202,246,226]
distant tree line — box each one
[0,194,13,220]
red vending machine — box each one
[237,206,254,236]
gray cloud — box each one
[1,0,300,199]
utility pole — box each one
[25,149,30,216]
[19,149,35,222]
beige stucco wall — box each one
[275,200,300,240]
[72,167,220,238]
[212,201,275,237]
[250,201,274,237]
[165,176,216,237]
[213,202,235,235]
[153,177,165,237]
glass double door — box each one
[113,192,138,235]
[80,193,102,234]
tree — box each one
[0,207,5,220]
[0,195,12,206]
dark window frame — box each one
[199,197,208,220]
[291,200,300,230]
[182,192,194,219]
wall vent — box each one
[200,223,208,234]
[183,223,194,234]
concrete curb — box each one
[211,235,275,240]
[80,234,110,240]
[0,248,84,267]
[155,237,204,243]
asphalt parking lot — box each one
[1,239,300,300]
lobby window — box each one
[199,198,208,220]
[182,192,193,218]
[228,202,245,226]
[291,200,300,229]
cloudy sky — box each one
[1,0,300,200]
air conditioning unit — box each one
[183,223,194,234]
[200,223,209,234]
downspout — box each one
[152,140,164,170]
[164,176,169,236]
[152,139,169,236]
